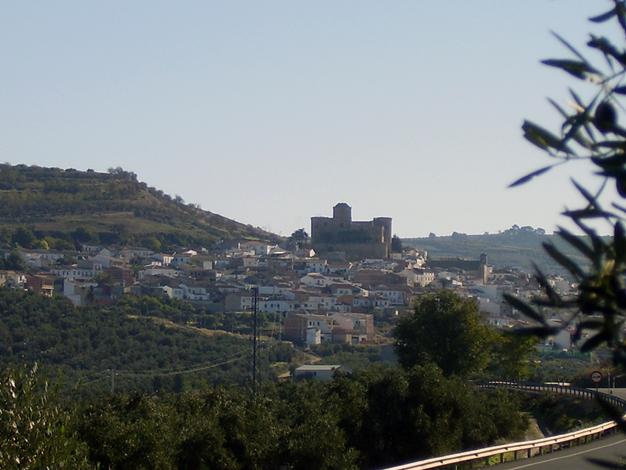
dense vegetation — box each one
[0,289,279,394]
[395,291,538,380]
[1,363,528,469]
[522,394,605,436]
[0,164,277,250]
[0,288,539,468]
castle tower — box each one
[311,203,392,260]
[373,217,392,257]
[333,203,352,223]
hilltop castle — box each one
[311,203,392,260]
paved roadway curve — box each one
[496,433,626,470]
[497,388,626,470]
[487,387,626,470]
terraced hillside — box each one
[404,227,591,274]
[0,164,277,249]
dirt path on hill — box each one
[127,314,273,341]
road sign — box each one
[591,371,602,384]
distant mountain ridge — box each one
[403,226,590,274]
[0,164,278,250]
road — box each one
[497,433,626,469]
[592,388,626,401]
[490,387,626,469]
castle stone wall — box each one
[311,203,392,260]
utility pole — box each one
[252,287,258,395]
[110,369,115,394]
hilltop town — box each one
[6,2,626,467]
[0,202,577,363]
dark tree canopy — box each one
[394,290,497,376]
[1,362,527,470]
[290,228,308,241]
[288,228,309,249]
[0,250,26,271]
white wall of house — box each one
[370,289,405,305]
[306,328,321,346]
[180,284,211,301]
[299,274,333,288]
[52,266,101,281]
[171,254,193,267]
[330,286,353,297]
[258,286,295,298]
[139,268,178,279]
[303,259,327,273]
[415,272,435,287]
[243,257,260,268]
[353,297,371,308]
[259,299,295,314]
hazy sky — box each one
[1,1,620,237]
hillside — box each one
[403,227,591,274]
[0,164,277,250]
[0,288,279,394]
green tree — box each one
[1,249,26,271]
[11,227,36,249]
[506,1,626,378]
[288,228,309,249]
[394,290,497,376]
[95,271,115,288]
[142,236,162,252]
[71,227,94,244]
[35,239,49,250]
[0,365,90,469]
[326,364,526,468]
[489,333,539,380]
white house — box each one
[243,256,260,268]
[153,253,174,266]
[258,285,296,298]
[239,241,275,256]
[162,285,185,300]
[328,283,356,297]
[300,273,333,288]
[306,328,322,346]
[20,250,64,268]
[303,295,337,311]
[0,270,27,288]
[370,295,391,309]
[179,284,211,301]
[353,296,372,308]
[139,267,178,279]
[171,251,197,267]
[63,279,97,306]
[370,288,406,306]
[120,247,154,261]
[51,262,102,282]
[259,299,296,315]
[302,258,328,274]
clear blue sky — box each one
[0,1,619,236]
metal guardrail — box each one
[382,381,626,470]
